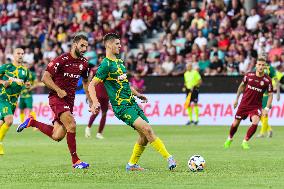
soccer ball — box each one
[188,155,205,172]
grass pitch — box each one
[1,125,284,189]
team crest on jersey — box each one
[117,73,127,81]
[79,64,83,70]
[22,70,25,75]
[260,81,264,86]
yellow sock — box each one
[128,143,146,165]
[30,111,37,120]
[20,112,25,122]
[150,138,171,159]
[262,116,269,134]
[194,105,199,122]
[0,123,10,141]
[187,107,193,121]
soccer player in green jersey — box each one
[183,63,202,125]
[257,63,280,138]
[88,33,177,171]
[0,48,30,154]
[19,64,43,123]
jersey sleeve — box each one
[94,60,109,82]
[267,78,273,93]
[46,56,63,76]
[0,64,7,76]
[269,66,276,78]
[242,73,248,84]
[81,66,89,80]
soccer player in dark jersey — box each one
[88,33,176,171]
[0,48,31,155]
[17,34,91,169]
[224,58,273,150]
[85,55,109,139]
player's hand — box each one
[57,89,67,98]
[137,94,148,103]
[89,102,100,114]
[233,100,238,109]
[3,80,11,88]
[262,109,268,117]
[25,81,31,89]
[182,87,186,92]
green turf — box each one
[1,125,284,189]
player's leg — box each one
[242,115,260,150]
[19,98,26,122]
[60,111,89,168]
[96,99,109,139]
[185,89,193,125]
[126,130,147,171]
[258,96,269,137]
[192,89,199,125]
[133,117,176,170]
[0,115,13,155]
[85,113,97,138]
[224,118,241,149]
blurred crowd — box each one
[0,0,284,82]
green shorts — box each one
[0,100,15,121]
[19,97,33,110]
[262,95,268,109]
[112,102,149,128]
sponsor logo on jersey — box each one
[8,76,24,84]
[117,73,127,81]
[79,64,83,70]
[64,106,70,109]
[247,84,262,92]
[64,73,80,78]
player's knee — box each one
[53,134,65,142]
[4,116,13,126]
[141,126,153,137]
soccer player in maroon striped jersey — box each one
[224,58,273,150]
[85,55,109,139]
[17,34,91,169]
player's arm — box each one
[130,86,148,103]
[88,78,101,114]
[41,71,66,98]
[234,81,246,109]
[274,77,280,101]
[263,79,274,116]
[82,77,91,105]
[88,60,109,114]
[0,64,11,88]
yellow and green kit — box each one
[93,57,148,127]
[0,63,30,120]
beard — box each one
[75,47,84,57]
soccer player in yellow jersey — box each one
[0,48,31,154]
[89,33,176,171]
[183,63,202,125]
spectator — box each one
[198,52,210,74]
[245,8,260,31]
[130,73,145,93]
[194,30,207,50]
[161,55,174,75]
[172,55,186,76]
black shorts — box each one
[186,88,199,103]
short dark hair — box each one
[73,34,88,43]
[257,57,266,62]
[103,33,120,44]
